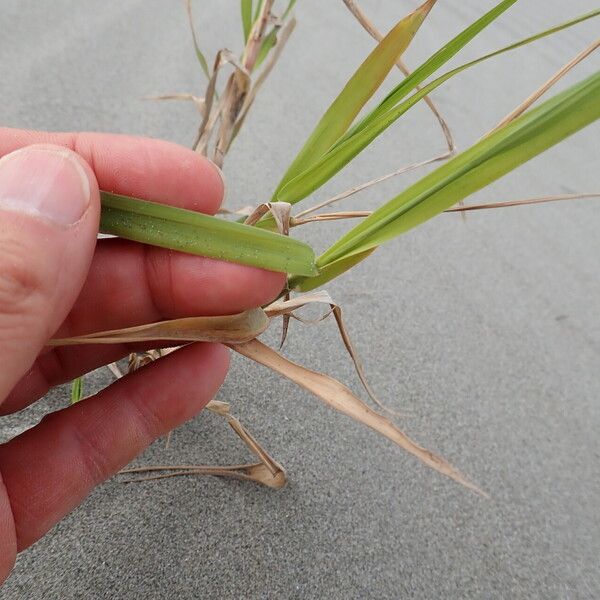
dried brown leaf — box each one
[206,400,231,416]
[294,154,450,219]
[121,402,287,489]
[445,192,600,213]
[217,205,256,216]
[213,70,252,166]
[265,292,400,416]
[243,201,291,234]
[292,211,371,226]
[195,49,251,155]
[144,93,206,117]
[484,38,600,137]
[226,415,284,479]
[243,201,292,346]
[120,463,286,489]
[232,339,485,495]
[264,290,335,318]
[242,0,275,71]
[49,308,269,346]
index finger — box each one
[0,127,224,214]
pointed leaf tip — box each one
[234,339,486,495]
[273,0,437,200]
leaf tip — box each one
[416,0,437,21]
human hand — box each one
[0,128,284,582]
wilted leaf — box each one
[121,398,287,489]
[233,16,297,140]
[144,93,207,117]
[195,49,250,154]
[445,192,600,213]
[293,154,449,221]
[484,37,600,136]
[121,463,286,489]
[244,201,291,234]
[233,339,485,495]
[266,291,400,415]
[49,308,270,346]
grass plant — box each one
[58,1,599,493]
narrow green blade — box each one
[241,0,253,43]
[186,0,210,79]
[317,71,600,270]
[100,192,317,277]
[272,0,437,198]
[255,27,277,70]
[289,248,376,292]
[191,37,210,81]
[278,9,599,205]
[282,0,297,20]
[253,0,264,22]
[250,1,296,70]
[338,0,519,146]
[70,377,84,404]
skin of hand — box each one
[0,128,285,583]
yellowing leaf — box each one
[272,0,437,197]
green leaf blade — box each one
[70,377,84,404]
[278,8,600,205]
[339,0,519,145]
[318,70,600,269]
[186,0,211,79]
[272,0,437,198]
[253,0,264,22]
[100,192,318,277]
[241,0,253,43]
[255,28,278,70]
[289,248,376,292]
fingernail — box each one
[0,146,91,226]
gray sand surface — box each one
[0,1,599,598]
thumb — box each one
[0,144,100,401]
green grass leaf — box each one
[272,0,437,198]
[186,0,211,80]
[316,71,600,271]
[278,9,599,205]
[255,27,278,70]
[282,0,297,20]
[70,377,84,404]
[289,248,377,292]
[337,0,519,146]
[191,38,210,81]
[253,0,264,22]
[249,1,296,71]
[100,192,317,277]
[241,0,253,43]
